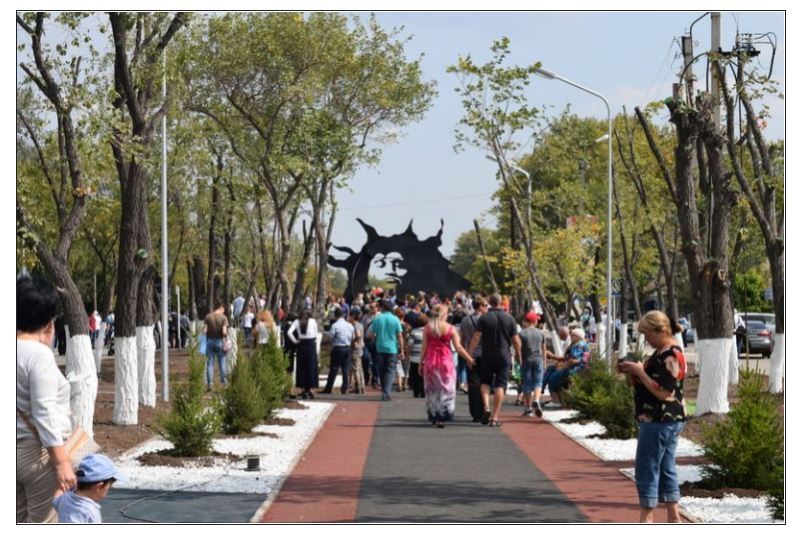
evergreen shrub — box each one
[251,335,292,420]
[220,353,264,434]
[700,369,784,493]
[565,357,638,439]
[157,350,222,456]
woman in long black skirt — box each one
[287,310,319,399]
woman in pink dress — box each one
[419,304,475,428]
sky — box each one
[11,8,786,261]
[328,10,786,259]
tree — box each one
[448,37,558,330]
[17,12,99,435]
[637,73,738,415]
[108,12,188,423]
[181,13,435,316]
[716,55,785,392]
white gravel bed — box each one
[680,495,779,524]
[619,465,778,523]
[541,409,703,461]
[113,401,334,494]
[619,463,706,485]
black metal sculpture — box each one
[328,218,471,301]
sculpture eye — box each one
[376,259,386,268]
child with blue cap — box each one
[52,453,125,523]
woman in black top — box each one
[617,310,686,523]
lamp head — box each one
[535,67,556,80]
[595,134,609,143]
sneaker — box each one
[522,409,534,417]
[534,402,543,417]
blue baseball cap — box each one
[76,454,126,483]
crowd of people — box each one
[19,272,688,523]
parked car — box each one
[742,320,773,358]
[740,312,776,335]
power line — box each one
[338,191,495,212]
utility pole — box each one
[681,33,695,104]
[711,12,722,127]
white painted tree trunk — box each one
[674,331,685,350]
[227,327,239,370]
[695,338,732,415]
[551,331,564,357]
[137,326,157,407]
[693,331,701,373]
[113,336,139,425]
[94,323,106,374]
[769,333,785,394]
[597,322,607,359]
[619,325,628,360]
[64,333,98,437]
[727,335,739,385]
[316,332,323,356]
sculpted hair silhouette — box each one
[328,219,471,301]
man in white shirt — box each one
[322,308,355,394]
[240,306,255,348]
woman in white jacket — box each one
[17,275,76,522]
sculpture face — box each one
[328,218,471,301]
[370,251,407,286]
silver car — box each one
[742,320,773,358]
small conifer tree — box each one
[700,369,784,491]
[157,350,222,456]
[221,353,264,434]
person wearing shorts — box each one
[468,294,521,426]
[519,312,546,417]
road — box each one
[679,345,771,375]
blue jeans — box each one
[457,357,468,386]
[635,421,686,509]
[206,338,227,386]
[375,352,397,398]
[543,365,572,393]
[521,359,544,394]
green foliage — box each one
[700,370,784,491]
[734,268,771,312]
[157,350,222,456]
[448,36,543,155]
[767,484,784,521]
[250,336,292,420]
[220,354,263,435]
[565,362,637,439]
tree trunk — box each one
[292,218,315,315]
[473,219,500,295]
[136,265,157,407]
[206,154,222,315]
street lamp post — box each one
[536,67,614,368]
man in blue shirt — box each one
[322,308,355,394]
[367,299,405,401]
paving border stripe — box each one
[500,417,649,522]
[248,401,336,522]
[259,399,380,523]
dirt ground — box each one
[80,348,308,457]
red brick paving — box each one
[259,399,380,523]
[501,415,690,523]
